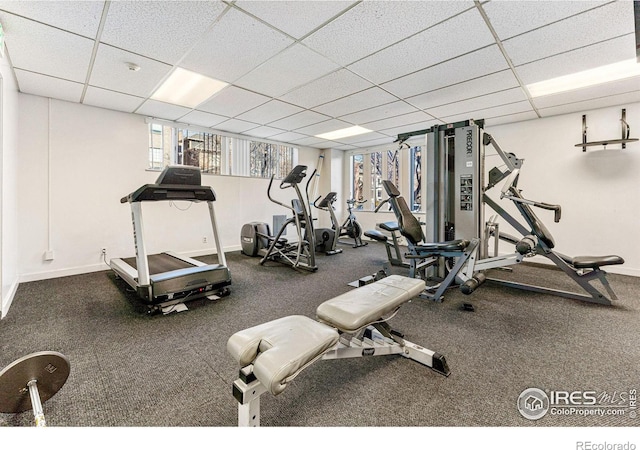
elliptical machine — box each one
[338,198,368,248]
[312,192,342,255]
[240,165,318,272]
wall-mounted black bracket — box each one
[575,108,639,151]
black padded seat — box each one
[364,230,388,242]
[379,221,399,232]
[561,254,625,269]
[414,240,470,253]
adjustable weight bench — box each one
[227,275,450,426]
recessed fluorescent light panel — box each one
[527,59,640,97]
[151,67,228,108]
[316,126,372,140]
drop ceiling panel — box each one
[341,136,395,149]
[482,0,608,40]
[15,69,84,103]
[135,100,192,121]
[485,111,539,126]
[83,86,143,113]
[236,100,304,125]
[240,125,285,139]
[0,13,93,83]
[515,34,637,85]
[313,87,398,118]
[235,44,340,97]
[179,110,230,128]
[233,1,356,39]
[278,69,374,109]
[197,86,270,118]
[426,88,528,119]
[269,131,309,143]
[89,44,172,98]
[382,45,509,99]
[101,1,227,65]
[302,1,474,66]
[340,101,419,125]
[531,76,640,110]
[294,118,353,135]
[407,70,520,110]
[0,0,104,38]
[216,118,260,134]
[502,1,635,66]
[292,136,326,147]
[378,120,440,138]
[441,100,534,124]
[349,9,495,84]
[181,7,294,83]
[538,91,640,118]
[363,111,435,133]
[334,131,388,145]
[268,110,331,130]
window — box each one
[148,121,297,179]
[347,140,423,212]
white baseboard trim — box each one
[1,278,19,319]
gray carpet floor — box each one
[1,241,639,429]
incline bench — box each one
[227,275,449,426]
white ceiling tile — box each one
[364,111,435,133]
[15,69,84,102]
[101,1,226,65]
[502,2,635,66]
[236,100,304,125]
[426,88,528,118]
[244,126,287,139]
[483,1,608,40]
[278,69,374,109]
[269,131,309,143]
[197,86,270,118]
[538,91,640,118]
[382,45,510,99]
[181,7,294,83]
[314,87,398,118]
[179,110,230,128]
[515,34,637,85]
[0,1,104,38]
[531,77,640,110]
[485,111,539,126]
[378,121,441,138]
[441,101,534,124]
[269,110,330,130]
[135,99,192,121]
[334,131,388,145]
[234,1,356,39]
[0,13,93,82]
[294,118,353,135]
[215,118,260,134]
[407,70,520,110]
[83,86,143,113]
[303,1,474,65]
[332,144,358,151]
[89,44,172,98]
[340,101,419,125]
[342,136,396,149]
[235,44,340,97]
[349,9,495,84]
[292,136,326,146]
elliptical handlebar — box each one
[374,198,390,213]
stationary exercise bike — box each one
[337,198,368,248]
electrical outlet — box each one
[101,248,107,255]
[202,237,208,244]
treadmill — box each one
[110,165,231,314]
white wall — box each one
[0,53,20,318]
[16,95,320,283]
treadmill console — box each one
[156,165,202,186]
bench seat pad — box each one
[316,275,426,333]
[227,315,339,396]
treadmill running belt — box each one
[122,253,194,276]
